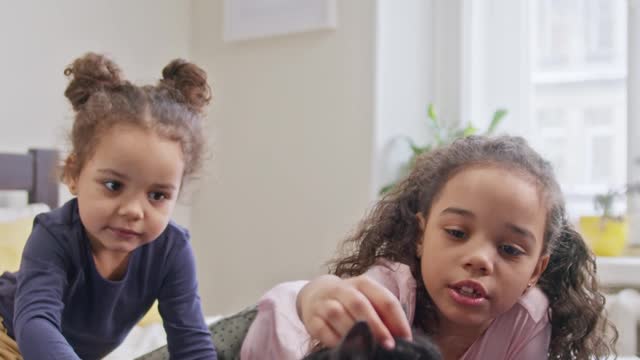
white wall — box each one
[628,0,640,244]
[1,0,438,317]
[374,0,434,196]
[0,0,192,224]
[190,0,377,314]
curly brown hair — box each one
[61,52,211,183]
[329,135,617,359]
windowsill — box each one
[596,256,640,288]
[531,70,626,84]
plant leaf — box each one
[426,104,443,145]
[594,190,618,218]
[405,137,419,153]
[463,123,478,137]
[415,145,431,155]
[379,104,509,196]
[486,109,507,134]
[427,103,437,122]
[405,137,430,156]
[379,183,395,195]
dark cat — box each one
[303,321,442,360]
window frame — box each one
[433,0,639,241]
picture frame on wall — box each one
[223,0,337,42]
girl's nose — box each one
[118,196,144,221]
[463,243,495,276]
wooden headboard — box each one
[0,149,60,209]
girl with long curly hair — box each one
[241,135,616,360]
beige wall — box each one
[0,1,192,224]
[190,0,377,314]
[1,0,388,316]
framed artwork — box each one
[224,0,337,42]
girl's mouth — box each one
[108,227,142,239]
[450,280,488,298]
[447,280,488,306]
[448,287,486,306]
[455,285,483,298]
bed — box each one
[0,148,59,209]
[0,148,59,273]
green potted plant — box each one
[579,184,640,256]
[380,104,507,195]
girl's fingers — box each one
[352,276,413,343]
[334,284,395,347]
[300,273,410,350]
[319,299,357,337]
[306,315,342,347]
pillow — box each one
[0,217,34,272]
[0,203,50,222]
[0,204,48,272]
[135,307,255,360]
[138,300,162,327]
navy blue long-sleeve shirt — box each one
[0,199,216,359]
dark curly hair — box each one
[329,135,617,359]
[61,52,212,183]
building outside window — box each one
[530,0,627,199]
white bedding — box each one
[0,203,49,221]
[104,316,222,360]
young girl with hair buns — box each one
[0,53,216,359]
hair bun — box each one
[64,52,124,110]
[161,59,211,113]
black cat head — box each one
[303,321,442,360]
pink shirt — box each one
[240,261,551,359]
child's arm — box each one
[296,274,411,348]
[157,239,215,359]
[240,280,310,360]
[240,261,414,360]
[13,222,81,359]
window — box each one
[452,0,635,221]
[530,0,627,208]
[382,0,637,228]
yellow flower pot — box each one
[579,216,628,257]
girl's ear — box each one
[528,254,550,288]
[416,213,427,257]
[66,176,78,195]
[63,155,79,195]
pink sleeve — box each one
[364,260,417,323]
[239,262,416,360]
[240,281,311,360]
[507,321,551,360]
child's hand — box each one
[296,274,412,349]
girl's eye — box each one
[499,244,524,257]
[104,181,122,192]
[148,192,168,202]
[445,228,466,239]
